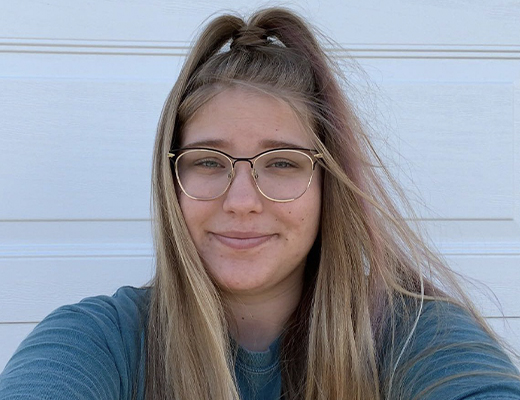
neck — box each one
[225,280,303,352]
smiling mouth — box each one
[211,233,275,250]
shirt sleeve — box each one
[0,286,148,400]
[383,300,520,400]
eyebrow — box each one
[182,139,230,149]
[259,139,310,149]
[182,138,310,150]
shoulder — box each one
[412,300,502,347]
[383,299,520,400]
[59,285,150,331]
[0,286,151,400]
[39,285,150,359]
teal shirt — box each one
[1,286,519,399]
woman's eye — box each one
[194,159,225,169]
[267,160,298,169]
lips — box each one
[211,232,275,250]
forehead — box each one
[180,87,314,153]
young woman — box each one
[1,7,519,400]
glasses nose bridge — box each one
[229,157,258,184]
[231,157,255,169]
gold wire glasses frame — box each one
[168,147,323,203]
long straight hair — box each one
[147,7,498,399]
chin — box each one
[214,275,268,295]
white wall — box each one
[1,0,519,369]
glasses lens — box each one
[176,150,231,199]
[254,150,314,201]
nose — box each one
[222,162,263,214]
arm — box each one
[384,301,520,400]
[0,287,147,400]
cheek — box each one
[178,196,219,246]
[305,176,322,224]
[178,196,200,238]
[305,193,322,242]
[288,195,321,243]
[303,208,321,242]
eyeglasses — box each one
[168,147,322,202]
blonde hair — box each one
[147,7,503,400]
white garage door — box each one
[1,0,519,369]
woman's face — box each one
[179,87,321,300]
